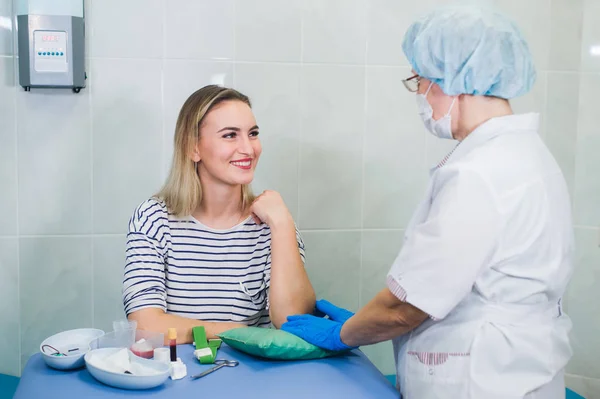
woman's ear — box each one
[191,141,201,163]
[190,132,202,163]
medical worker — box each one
[282,6,573,399]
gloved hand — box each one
[314,299,355,324]
[281,314,355,352]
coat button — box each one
[428,368,434,375]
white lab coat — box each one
[387,113,573,399]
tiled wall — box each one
[0,0,598,394]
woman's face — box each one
[417,76,457,121]
[193,100,262,187]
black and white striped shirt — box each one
[123,198,306,327]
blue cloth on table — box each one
[13,344,398,399]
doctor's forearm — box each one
[268,219,316,328]
[340,288,427,347]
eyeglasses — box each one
[402,74,420,92]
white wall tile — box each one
[162,60,233,175]
[165,0,234,60]
[565,374,600,398]
[302,0,367,64]
[360,230,404,306]
[366,0,410,66]
[91,0,163,58]
[565,374,587,398]
[235,63,301,219]
[19,237,92,370]
[580,0,600,73]
[91,58,163,234]
[549,0,584,72]
[545,73,579,199]
[0,0,12,55]
[574,74,600,227]
[493,0,551,72]
[298,65,364,229]
[361,342,396,376]
[16,89,92,236]
[301,231,361,312]
[0,57,17,236]
[366,0,452,66]
[364,67,428,229]
[0,239,19,376]
[566,228,600,379]
[93,236,126,333]
[511,72,547,115]
[510,71,547,138]
[579,378,600,398]
[84,0,92,59]
[234,0,302,62]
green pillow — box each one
[217,327,346,360]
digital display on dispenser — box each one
[33,30,68,73]
[42,35,60,42]
[17,13,86,92]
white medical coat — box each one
[387,113,574,398]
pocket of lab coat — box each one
[403,351,471,398]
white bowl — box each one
[40,328,105,370]
[84,348,170,390]
[88,328,164,358]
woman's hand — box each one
[250,190,293,228]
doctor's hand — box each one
[314,299,355,324]
[281,314,356,352]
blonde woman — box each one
[123,85,315,343]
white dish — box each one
[85,348,171,390]
[40,328,105,371]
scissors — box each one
[41,344,80,357]
[190,359,239,380]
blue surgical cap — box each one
[402,6,536,99]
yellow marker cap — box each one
[168,328,177,340]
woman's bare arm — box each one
[128,308,246,344]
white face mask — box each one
[416,83,456,140]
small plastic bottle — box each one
[168,328,177,362]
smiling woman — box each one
[122,85,316,344]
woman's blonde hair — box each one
[156,85,255,217]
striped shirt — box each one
[123,198,306,327]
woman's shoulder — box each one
[129,197,169,231]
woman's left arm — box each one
[250,191,316,328]
[268,218,315,327]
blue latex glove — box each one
[315,299,354,324]
[281,314,356,352]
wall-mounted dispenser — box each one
[16,0,85,93]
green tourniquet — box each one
[192,326,222,364]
